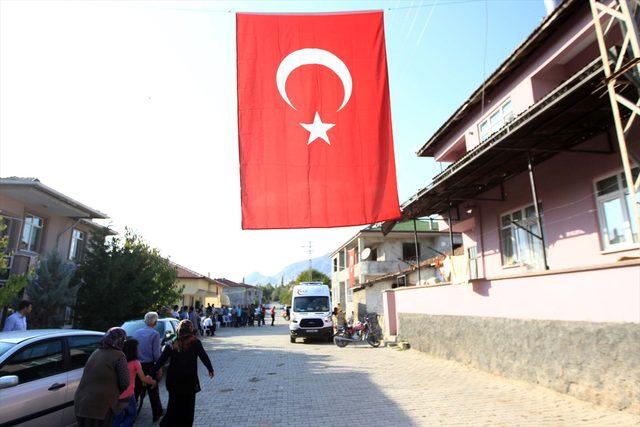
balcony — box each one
[359,260,408,276]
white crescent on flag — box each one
[275,48,353,111]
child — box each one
[112,339,156,427]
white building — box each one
[330,220,461,315]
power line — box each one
[387,0,485,11]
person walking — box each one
[270,306,276,326]
[231,306,238,328]
[171,305,180,319]
[260,305,267,326]
[75,328,130,427]
[2,300,32,331]
[112,339,156,427]
[188,307,199,334]
[335,304,346,329]
[132,312,164,422]
[153,320,214,427]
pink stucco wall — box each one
[392,262,640,323]
[433,2,614,163]
[461,142,638,278]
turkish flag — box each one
[236,11,400,229]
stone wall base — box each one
[397,313,640,412]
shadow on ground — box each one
[137,321,415,426]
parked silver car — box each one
[0,329,103,427]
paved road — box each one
[137,318,639,426]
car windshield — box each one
[0,341,15,357]
[293,296,329,312]
[122,320,165,337]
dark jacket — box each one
[154,339,213,394]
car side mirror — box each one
[0,375,19,389]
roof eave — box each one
[416,0,581,157]
[1,179,108,219]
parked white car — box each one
[0,329,103,426]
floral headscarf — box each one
[100,327,126,351]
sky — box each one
[0,0,546,281]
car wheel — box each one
[290,336,295,343]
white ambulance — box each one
[289,282,333,343]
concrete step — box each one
[383,335,398,347]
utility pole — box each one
[590,0,640,240]
[302,241,313,281]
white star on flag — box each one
[300,112,335,145]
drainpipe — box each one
[56,218,81,253]
[447,206,455,255]
[412,219,421,284]
[527,155,550,270]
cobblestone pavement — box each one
[137,318,639,426]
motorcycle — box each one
[333,315,380,348]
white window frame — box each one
[69,229,85,261]
[19,213,44,253]
[594,168,639,250]
[499,203,544,268]
[467,246,480,279]
[479,99,514,142]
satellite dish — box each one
[361,247,371,261]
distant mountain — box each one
[245,254,332,285]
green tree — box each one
[258,283,275,302]
[75,228,182,331]
[26,251,79,328]
[279,286,293,306]
[294,269,330,286]
[0,216,29,328]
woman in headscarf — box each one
[153,319,214,427]
[75,327,130,427]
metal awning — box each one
[385,58,631,232]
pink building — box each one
[383,0,639,412]
[0,177,111,281]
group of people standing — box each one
[74,312,214,427]
[168,303,278,330]
[224,304,276,327]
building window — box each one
[339,251,345,270]
[595,168,639,249]
[370,247,378,261]
[479,99,513,142]
[19,214,43,253]
[402,242,420,262]
[333,257,338,272]
[500,205,544,267]
[69,229,86,261]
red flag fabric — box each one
[236,11,400,229]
